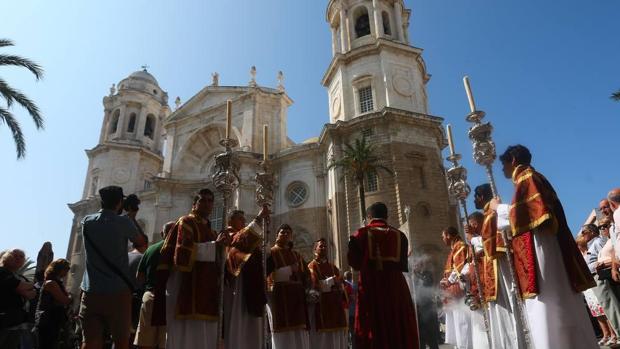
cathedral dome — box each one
[116,68,168,105]
[127,69,159,86]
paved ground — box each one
[438,344,617,348]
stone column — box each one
[394,1,405,42]
[116,104,127,139]
[152,112,164,153]
[135,106,149,141]
[162,126,175,175]
[99,109,110,143]
[372,0,382,38]
[339,8,350,52]
[331,26,339,55]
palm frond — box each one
[0,107,26,158]
[17,259,36,282]
[611,90,620,102]
[0,54,44,80]
[327,136,393,184]
[0,78,43,128]
[0,39,15,48]
[17,259,35,274]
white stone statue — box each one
[249,66,257,87]
[109,83,116,96]
[277,71,285,91]
[175,96,181,110]
[211,72,219,86]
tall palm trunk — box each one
[357,177,366,225]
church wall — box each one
[271,207,328,263]
[274,154,324,216]
[378,49,429,114]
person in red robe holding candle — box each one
[307,238,348,349]
[223,207,270,349]
[347,202,418,349]
[266,224,311,349]
[152,188,230,349]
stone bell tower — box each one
[83,68,170,199]
[65,68,170,296]
[322,0,454,270]
[323,0,429,124]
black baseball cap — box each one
[99,186,125,204]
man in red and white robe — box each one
[489,145,597,349]
[307,238,348,349]
[348,202,418,349]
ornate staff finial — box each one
[445,124,471,202]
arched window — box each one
[382,11,392,36]
[354,7,371,38]
[144,114,155,139]
[109,109,120,135]
[127,113,137,133]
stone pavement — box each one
[438,344,616,349]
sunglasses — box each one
[599,225,610,230]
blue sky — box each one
[1,0,619,260]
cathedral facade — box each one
[65,0,456,295]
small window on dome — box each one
[153,90,158,95]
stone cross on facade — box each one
[141,64,149,71]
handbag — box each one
[597,267,613,281]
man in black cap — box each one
[78,185,147,349]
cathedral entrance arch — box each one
[172,125,240,180]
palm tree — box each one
[1,39,44,159]
[328,137,393,224]
[612,89,620,102]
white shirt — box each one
[613,209,620,259]
[497,204,511,231]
